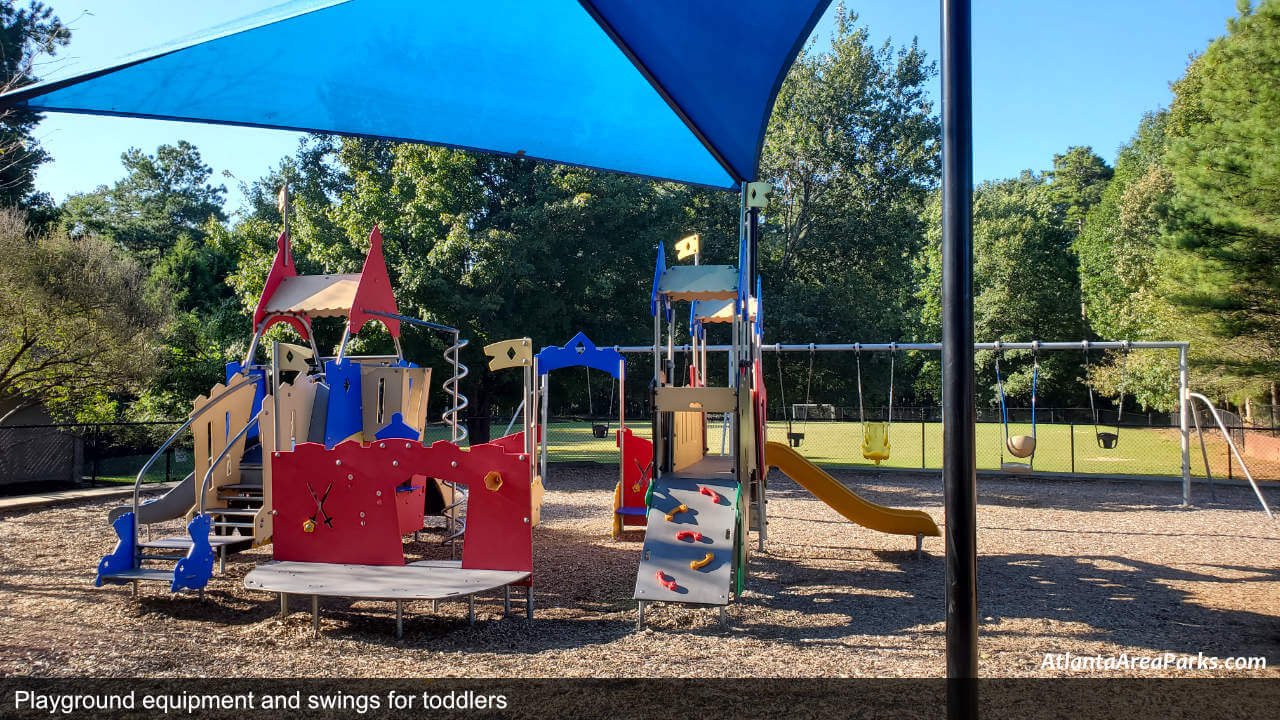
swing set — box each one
[994,341,1038,472]
[1083,341,1130,450]
[777,343,897,465]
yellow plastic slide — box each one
[764,441,940,537]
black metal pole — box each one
[941,0,978,716]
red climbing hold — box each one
[676,530,704,542]
[655,570,678,592]
[700,486,722,504]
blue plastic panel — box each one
[323,359,363,447]
[536,332,624,378]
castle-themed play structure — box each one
[95,225,542,628]
[92,187,939,633]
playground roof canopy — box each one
[0,0,833,189]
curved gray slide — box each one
[107,472,195,524]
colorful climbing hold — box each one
[655,570,678,592]
[676,530,704,542]
[700,486,722,504]
[690,552,714,571]
[664,504,689,522]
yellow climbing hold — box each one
[690,552,713,571]
[665,504,688,522]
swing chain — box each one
[855,343,865,426]
[887,342,896,430]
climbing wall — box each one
[633,475,737,606]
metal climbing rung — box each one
[212,521,255,529]
[206,508,259,516]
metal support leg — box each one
[916,533,924,560]
[527,585,533,620]
[312,595,319,637]
[279,592,288,618]
[131,581,138,599]
[504,585,511,615]
[197,588,204,601]
[219,546,226,574]
[719,606,727,626]
[468,594,475,625]
[396,600,403,638]
[432,599,438,613]
[637,600,646,630]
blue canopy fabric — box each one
[0,0,830,189]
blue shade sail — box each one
[0,0,830,189]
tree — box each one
[759,5,939,406]
[918,174,1084,406]
[1074,113,1186,410]
[1162,0,1280,384]
[61,141,226,258]
[0,1,69,213]
[1046,146,1113,234]
[0,208,162,422]
[225,138,700,421]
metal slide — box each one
[107,472,195,525]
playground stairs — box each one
[96,444,263,593]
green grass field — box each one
[89,419,1208,485]
[537,420,1197,477]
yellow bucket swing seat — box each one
[856,344,895,465]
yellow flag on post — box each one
[675,233,700,261]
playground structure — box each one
[633,218,765,624]
[96,225,442,593]
[95,224,544,626]
[628,220,942,626]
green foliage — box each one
[918,174,1084,406]
[0,1,69,212]
[1045,146,1113,233]
[0,207,163,422]
[760,6,939,406]
[1162,0,1280,382]
[60,141,226,258]
[273,140,705,415]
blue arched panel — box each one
[536,332,624,378]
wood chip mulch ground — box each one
[1,466,1277,678]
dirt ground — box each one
[1,466,1277,678]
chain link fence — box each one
[536,405,1280,482]
[5,404,1280,492]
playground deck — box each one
[1,464,1276,678]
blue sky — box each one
[32,1,1238,215]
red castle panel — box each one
[271,439,532,572]
[348,226,401,338]
[251,230,310,339]
[618,428,653,527]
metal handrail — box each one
[198,408,265,517]
[129,376,261,553]
[1187,392,1273,519]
